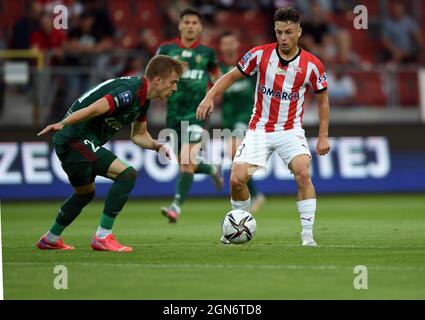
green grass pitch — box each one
[2,194,425,299]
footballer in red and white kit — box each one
[197,7,330,246]
[233,42,327,168]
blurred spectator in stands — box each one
[121,56,145,77]
[382,1,422,63]
[30,12,67,65]
[135,28,160,57]
[62,10,114,117]
[84,0,115,41]
[295,0,331,17]
[300,1,357,64]
[163,0,192,38]
[193,0,217,24]
[10,1,43,49]
[29,12,67,122]
[299,1,336,63]
[327,69,357,106]
[0,61,4,116]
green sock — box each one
[50,191,95,235]
[49,221,66,236]
[247,179,258,198]
[195,163,215,175]
[99,213,116,230]
[103,167,137,219]
[173,172,194,207]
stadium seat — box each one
[397,71,419,107]
[349,71,386,106]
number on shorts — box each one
[235,143,246,158]
[84,139,100,153]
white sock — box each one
[96,226,112,239]
[44,231,59,243]
[297,199,316,234]
[231,196,251,212]
[171,202,181,214]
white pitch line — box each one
[4,262,425,272]
[3,243,423,250]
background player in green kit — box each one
[219,32,266,213]
[36,55,183,252]
[156,8,223,223]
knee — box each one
[230,173,246,191]
[180,164,195,174]
[116,167,137,181]
[293,168,311,188]
[76,190,95,205]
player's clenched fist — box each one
[316,136,330,156]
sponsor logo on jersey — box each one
[118,91,132,106]
[257,84,299,101]
[239,51,252,68]
[181,50,192,58]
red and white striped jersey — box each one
[237,43,327,132]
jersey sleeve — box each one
[309,60,328,93]
[104,85,136,115]
[237,49,259,77]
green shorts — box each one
[166,118,205,154]
[54,139,117,187]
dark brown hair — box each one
[145,55,184,80]
[274,7,301,25]
[180,8,202,21]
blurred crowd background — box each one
[0,0,423,127]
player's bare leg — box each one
[230,137,265,213]
[289,154,317,246]
[91,159,135,252]
[230,162,259,210]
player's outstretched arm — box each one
[37,97,110,136]
[131,121,171,159]
[315,90,331,156]
[196,67,244,120]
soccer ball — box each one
[221,209,256,244]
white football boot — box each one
[301,231,317,246]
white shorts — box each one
[233,128,311,171]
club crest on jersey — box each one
[118,91,132,106]
[195,54,202,64]
[257,84,299,101]
[276,67,286,75]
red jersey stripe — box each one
[249,45,274,130]
[284,52,309,130]
[265,64,287,132]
